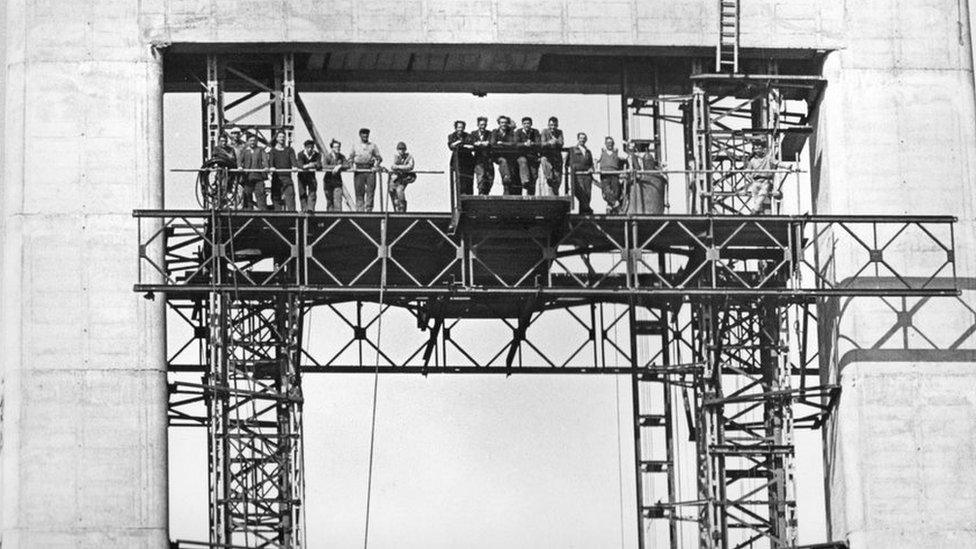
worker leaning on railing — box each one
[349,127,384,212]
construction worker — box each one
[389,141,417,212]
[745,140,787,214]
[468,116,494,195]
[322,139,347,212]
[228,127,246,164]
[596,136,628,214]
[514,116,541,195]
[448,120,474,196]
[349,127,383,212]
[490,115,519,195]
[213,133,238,166]
[267,130,299,211]
[568,132,595,215]
[623,140,666,214]
[297,139,322,212]
[539,116,565,195]
[239,133,268,210]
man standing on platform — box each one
[239,133,268,210]
[568,132,595,215]
[228,127,246,163]
[624,140,666,214]
[322,139,347,212]
[389,141,417,212]
[490,116,519,195]
[745,140,788,214]
[297,139,322,212]
[539,116,565,195]
[448,120,474,196]
[349,127,383,212]
[469,116,494,195]
[267,130,300,211]
[514,116,541,195]
[597,136,628,214]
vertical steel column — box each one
[694,300,727,548]
[273,54,296,145]
[204,55,223,162]
[689,85,711,214]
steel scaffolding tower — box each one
[147,54,959,549]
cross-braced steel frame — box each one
[153,55,959,549]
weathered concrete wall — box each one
[139,0,842,50]
[0,1,167,547]
[811,0,976,546]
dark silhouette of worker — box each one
[239,133,268,210]
[389,141,417,212]
[490,115,519,195]
[468,116,494,195]
[349,128,383,211]
[568,132,595,215]
[448,120,474,196]
[322,139,347,212]
[514,116,541,195]
[267,131,299,211]
[540,116,565,196]
[297,139,322,212]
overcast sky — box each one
[164,91,825,549]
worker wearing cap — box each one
[267,130,299,211]
[514,116,541,195]
[297,139,322,212]
[745,140,788,214]
[321,139,347,212]
[389,142,417,212]
[539,116,565,195]
[490,115,519,194]
[349,127,383,212]
[596,136,628,214]
[228,127,246,164]
[468,116,494,195]
[239,133,268,210]
[448,120,474,196]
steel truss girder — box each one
[135,211,958,298]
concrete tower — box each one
[1,1,974,547]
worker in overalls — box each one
[389,141,417,212]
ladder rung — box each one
[640,460,670,473]
[639,414,667,427]
[641,505,669,519]
[727,469,772,480]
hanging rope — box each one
[362,217,389,549]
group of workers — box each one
[448,115,668,215]
[211,115,784,215]
[214,127,414,212]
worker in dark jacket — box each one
[321,139,347,212]
[267,131,300,211]
[514,116,541,195]
[448,120,474,196]
[389,141,417,212]
[297,139,322,212]
[490,116,520,195]
[468,116,494,195]
[567,132,595,215]
[238,133,268,210]
[539,116,565,195]
[596,136,628,214]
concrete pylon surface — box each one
[811,1,976,546]
[0,1,168,547]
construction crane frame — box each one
[143,54,960,549]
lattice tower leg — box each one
[206,292,306,548]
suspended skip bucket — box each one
[622,174,667,215]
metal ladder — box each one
[716,0,740,73]
[630,307,678,549]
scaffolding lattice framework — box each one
[149,54,960,549]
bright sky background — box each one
[164,91,825,549]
